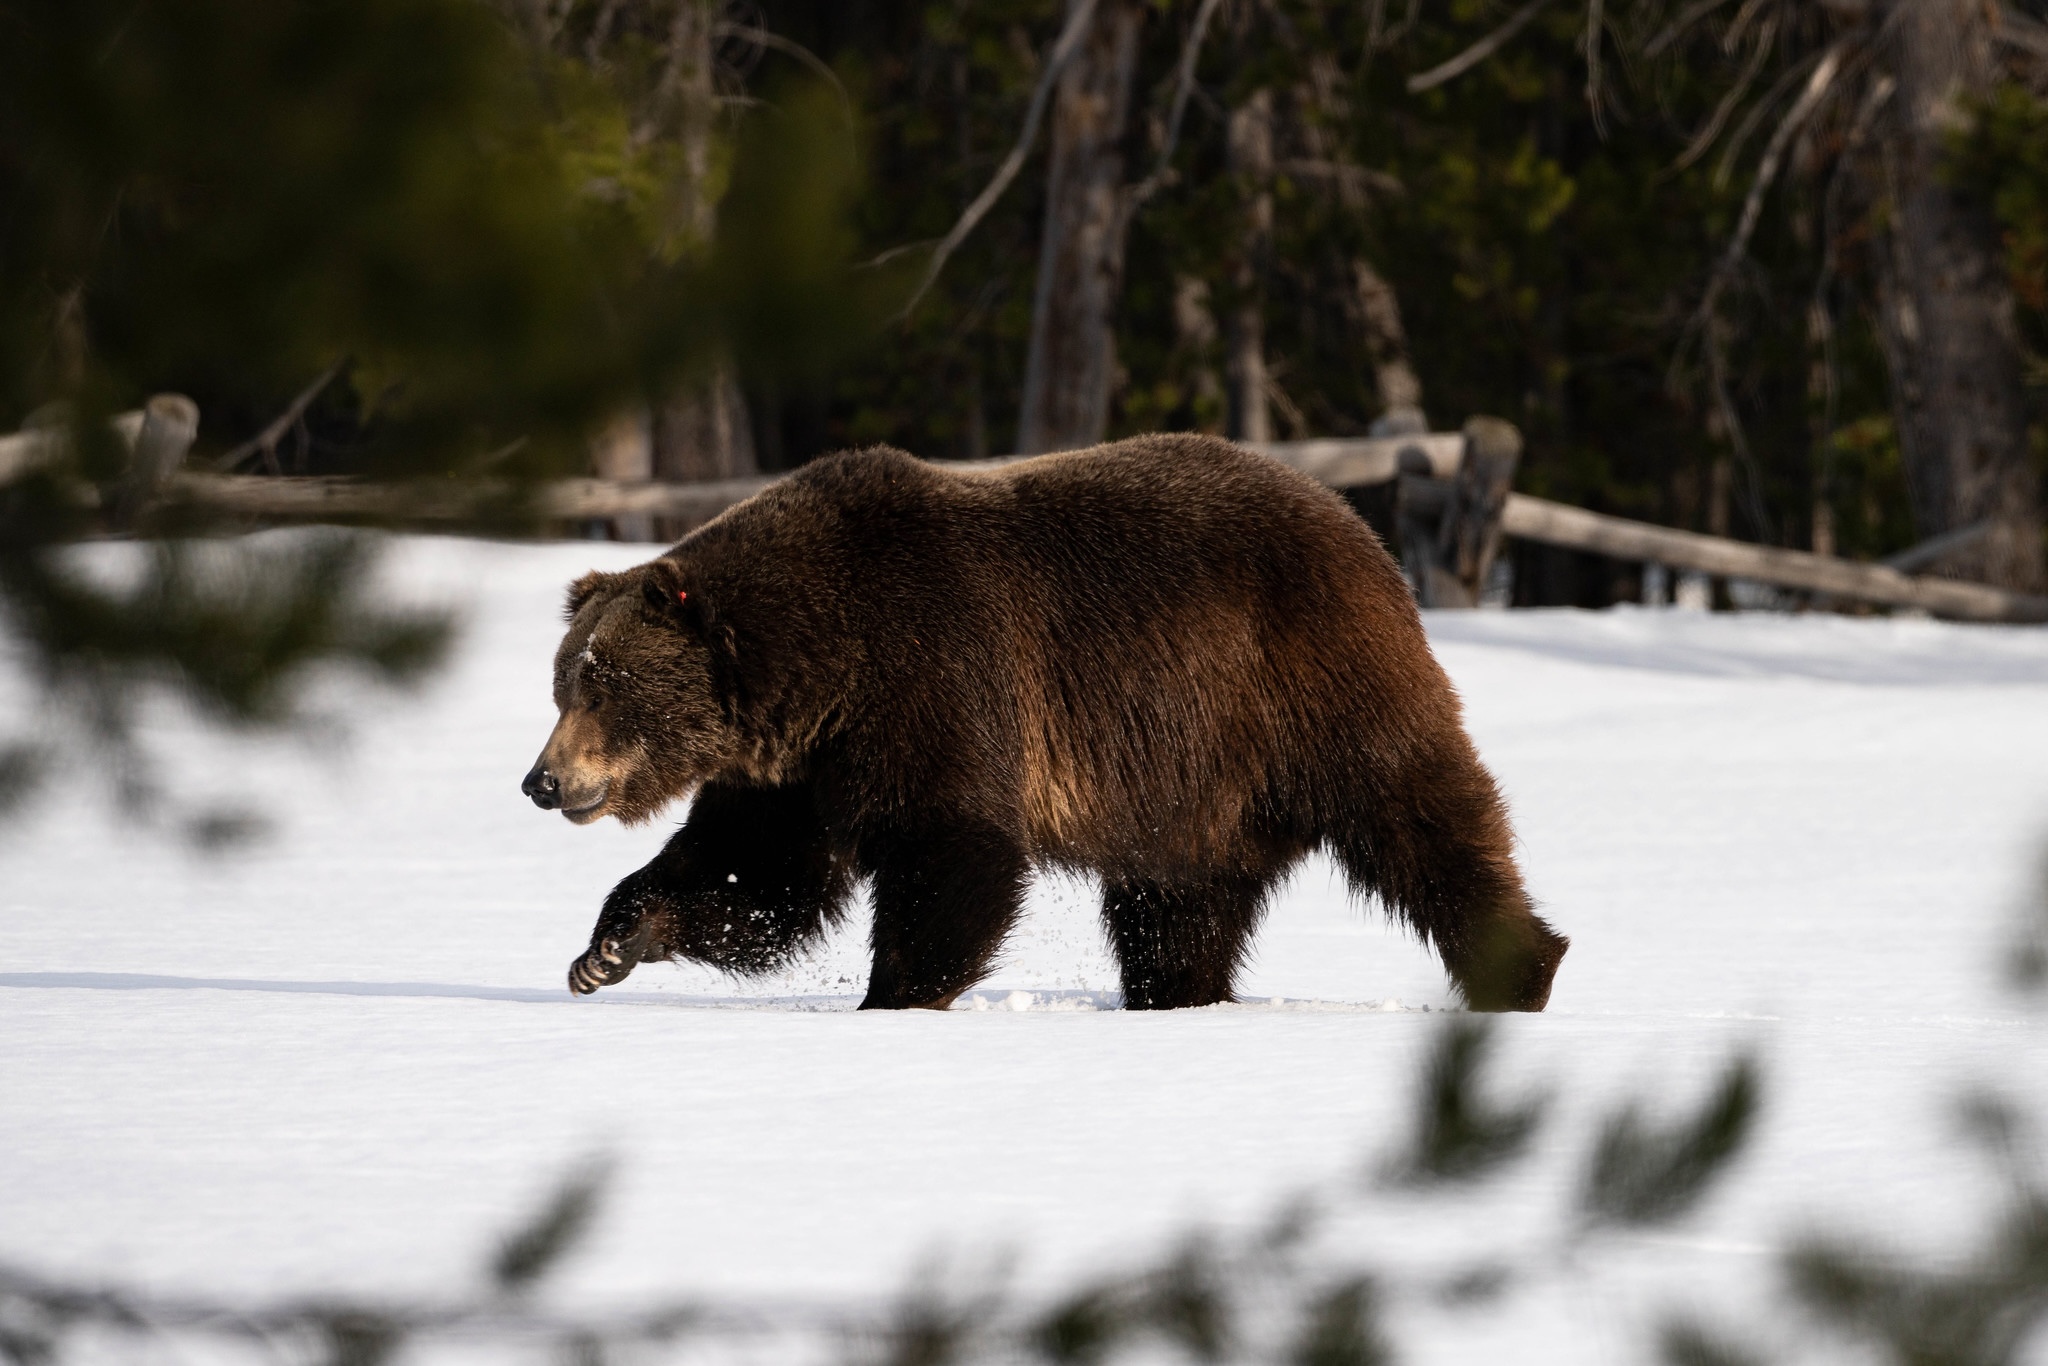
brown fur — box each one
[527,434,1568,1010]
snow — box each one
[5,534,2048,1363]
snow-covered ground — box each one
[6,535,2048,1363]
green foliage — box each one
[0,0,869,469]
[1657,1316,1769,1366]
[1952,84,2048,388]
[0,1011,1770,1366]
[760,0,1992,575]
[1579,1053,1761,1229]
[2007,847,2048,995]
[1785,1190,2048,1366]
[6,0,606,465]
[0,523,452,835]
[1288,1279,1390,1366]
[1383,1016,1546,1185]
[1032,1287,1129,1365]
[492,1158,610,1294]
[0,0,869,835]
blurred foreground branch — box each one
[0,1014,1768,1366]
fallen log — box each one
[1496,489,2048,624]
[157,470,776,525]
[148,434,1453,530]
[10,403,2043,624]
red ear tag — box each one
[678,590,688,603]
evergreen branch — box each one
[1383,1018,1547,1186]
[1579,1054,1762,1228]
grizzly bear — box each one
[522,434,1567,1010]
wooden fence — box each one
[7,397,2046,624]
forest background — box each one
[17,0,2045,604]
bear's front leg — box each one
[567,780,851,995]
[861,823,1030,1009]
[568,867,676,995]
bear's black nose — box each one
[522,766,561,810]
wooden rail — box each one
[1498,492,2048,622]
[144,432,1463,526]
[1398,474,2048,622]
[9,398,2046,624]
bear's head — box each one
[522,557,739,825]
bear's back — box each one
[759,436,1440,870]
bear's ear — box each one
[564,570,617,621]
[640,557,718,636]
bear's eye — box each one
[582,691,604,714]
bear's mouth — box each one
[561,780,612,823]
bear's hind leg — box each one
[1102,872,1274,1010]
[861,823,1030,1010]
[1332,750,1567,1011]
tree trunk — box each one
[1875,0,2044,591]
[1224,89,1274,444]
[1295,51,1426,438]
[590,407,655,541]
[1173,275,1225,432]
[1017,0,1146,455]
[1351,257,1427,435]
[604,0,755,525]
[654,361,756,484]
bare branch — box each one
[1994,5,2048,58]
[1712,43,1823,189]
[1810,72,1895,306]
[1125,0,1227,208]
[1407,0,1561,94]
[1585,0,1609,136]
[213,360,347,474]
[891,0,1103,322]
[1720,0,1775,55]
[1669,13,1778,172]
[1671,43,1849,403]
[1807,75,1892,505]
[1643,0,1737,58]
[1706,322,1774,542]
[582,0,622,66]
[710,23,854,127]
[1714,45,1846,284]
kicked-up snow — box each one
[4,534,2048,1363]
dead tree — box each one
[1874,0,2043,591]
[574,0,756,533]
[1295,50,1426,436]
[1224,88,1275,444]
[649,1,755,493]
[1174,276,1226,430]
[1350,256,1427,436]
[1017,0,1148,455]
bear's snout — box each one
[521,764,562,810]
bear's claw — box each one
[566,925,656,995]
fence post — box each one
[113,394,201,525]
[1401,416,1521,608]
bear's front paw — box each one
[567,926,655,996]
[573,933,634,987]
